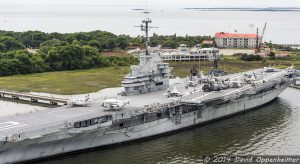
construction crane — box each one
[255,22,267,53]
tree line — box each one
[149,33,214,48]
[0,30,212,76]
[0,30,130,51]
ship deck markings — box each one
[0,121,27,131]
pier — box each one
[0,90,68,105]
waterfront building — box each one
[215,32,261,49]
[160,44,219,61]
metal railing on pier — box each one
[0,90,68,105]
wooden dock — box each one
[0,90,68,105]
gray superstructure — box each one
[0,17,296,163]
[290,70,300,89]
[122,16,170,96]
[122,53,170,95]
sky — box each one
[1,0,300,7]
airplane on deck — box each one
[68,95,90,107]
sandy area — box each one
[219,49,255,56]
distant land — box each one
[183,7,300,12]
[132,8,145,11]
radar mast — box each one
[135,6,157,55]
[122,6,170,96]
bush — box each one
[233,53,247,57]
[0,36,25,52]
[116,61,129,66]
[240,54,263,61]
[268,51,275,60]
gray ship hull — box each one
[0,82,289,163]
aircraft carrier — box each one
[0,16,296,163]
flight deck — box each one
[0,68,290,138]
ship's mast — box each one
[136,10,157,56]
[142,14,151,56]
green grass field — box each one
[0,57,299,95]
[170,57,300,77]
[0,67,129,95]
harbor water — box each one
[0,4,299,44]
[1,87,299,164]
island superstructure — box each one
[0,15,296,163]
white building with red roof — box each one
[215,32,261,49]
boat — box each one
[0,15,296,163]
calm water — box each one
[9,87,294,164]
[0,4,300,44]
